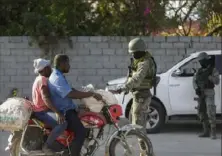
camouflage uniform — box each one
[126,54,155,131]
[193,52,220,139]
[120,38,156,155]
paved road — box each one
[0,122,221,156]
[0,131,10,156]
[148,123,221,156]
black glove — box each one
[195,88,201,96]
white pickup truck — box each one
[105,50,222,133]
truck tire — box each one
[129,99,166,133]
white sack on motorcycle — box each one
[0,97,33,131]
[81,89,118,113]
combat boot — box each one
[199,122,210,137]
[210,126,217,140]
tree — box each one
[157,0,222,36]
[198,0,222,36]
[0,0,220,37]
[79,0,169,35]
[0,0,169,36]
[0,0,28,35]
[159,0,204,36]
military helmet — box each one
[128,38,147,53]
[197,52,210,61]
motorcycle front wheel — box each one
[11,137,24,156]
[109,129,154,156]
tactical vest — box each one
[195,66,214,90]
[128,53,156,90]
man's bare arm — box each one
[66,90,94,99]
[41,86,61,114]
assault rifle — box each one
[127,58,134,78]
[122,58,134,104]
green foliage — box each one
[197,0,222,36]
[0,0,168,36]
[207,13,222,35]
[0,0,221,37]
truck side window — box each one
[215,54,222,75]
[179,58,200,77]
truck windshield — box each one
[160,56,188,73]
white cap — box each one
[33,58,50,74]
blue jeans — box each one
[65,109,86,156]
[34,111,68,147]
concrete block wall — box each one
[0,36,221,101]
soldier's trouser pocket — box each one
[197,97,208,122]
[132,93,151,114]
[132,92,151,128]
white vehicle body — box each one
[105,50,221,133]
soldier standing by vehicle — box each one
[115,38,157,156]
[193,52,219,139]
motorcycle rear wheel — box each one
[13,139,69,156]
[109,130,154,156]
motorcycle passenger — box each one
[48,54,103,156]
[32,58,68,154]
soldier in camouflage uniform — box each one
[193,52,219,139]
[116,38,157,156]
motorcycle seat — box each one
[79,111,106,120]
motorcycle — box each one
[6,91,154,156]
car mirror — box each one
[183,68,196,74]
[172,69,182,77]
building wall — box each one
[0,36,221,101]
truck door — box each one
[215,54,222,113]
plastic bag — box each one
[81,84,118,112]
[0,97,33,131]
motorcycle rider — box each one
[193,52,219,139]
[48,54,103,156]
[32,58,68,154]
[114,38,157,156]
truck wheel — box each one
[129,99,166,133]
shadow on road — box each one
[161,122,222,134]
